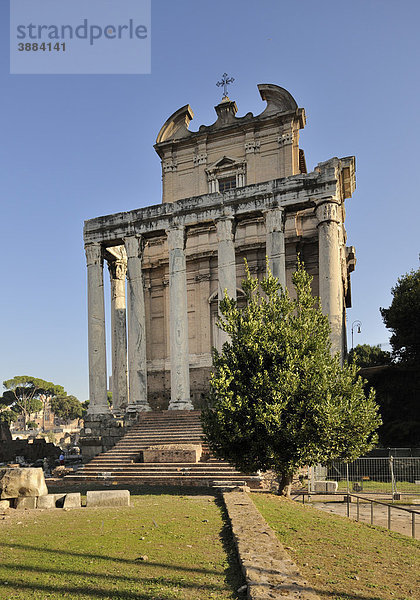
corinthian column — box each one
[166,225,193,410]
[108,249,128,413]
[316,199,344,356]
[215,217,237,350]
[85,243,109,415]
[265,207,286,288]
[124,235,150,412]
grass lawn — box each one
[0,487,243,600]
[252,493,420,600]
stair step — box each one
[72,410,262,488]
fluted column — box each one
[85,243,109,415]
[265,207,286,289]
[316,199,343,356]
[108,251,128,413]
[167,225,193,409]
[215,217,237,350]
[125,235,150,412]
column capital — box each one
[166,225,186,251]
[315,198,340,225]
[85,243,103,267]
[264,207,285,232]
[108,257,127,281]
[124,235,144,259]
[215,216,235,243]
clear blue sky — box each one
[1,0,419,401]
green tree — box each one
[347,344,392,368]
[0,406,18,426]
[380,268,420,365]
[1,376,65,431]
[201,262,381,495]
[50,394,83,422]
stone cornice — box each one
[84,157,352,246]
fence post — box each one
[309,466,314,494]
[346,463,349,495]
[387,505,391,530]
[346,494,350,517]
[370,501,374,525]
[356,496,360,521]
[412,512,416,539]
[389,456,396,499]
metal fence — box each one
[299,492,419,539]
[309,457,420,495]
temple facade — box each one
[83,84,356,419]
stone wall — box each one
[0,430,60,464]
[79,414,126,462]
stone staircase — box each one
[65,411,262,488]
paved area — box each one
[310,500,420,539]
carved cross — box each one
[217,73,235,99]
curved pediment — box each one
[156,105,194,144]
[155,85,301,146]
[257,84,298,116]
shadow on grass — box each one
[214,495,244,600]
[47,482,218,497]
[0,541,221,574]
[0,561,225,591]
[0,577,197,600]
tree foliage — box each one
[0,407,18,426]
[380,268,420,365]
[361,365,419,447]
[50,394,83,422]
[347,344,392,368]
[201,262,381,493]
[1,376,65,430]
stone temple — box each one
[81,84,356,463]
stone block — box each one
[86,489,130,507]
[15,496,37,509]
[0,467,48,499]
[143,444,202,463]
[313,480,338,493]
[37,494,61,509]
[63,493,81,508]
[0,499,11,509]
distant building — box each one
[10,398,81,432]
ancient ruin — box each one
[82,84,356,460]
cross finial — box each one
[216,72,235,100]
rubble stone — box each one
[0,467,48,499]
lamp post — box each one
[351,320,362,350]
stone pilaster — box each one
[124,235,150,412]
[85,243,109,415]
[316,199,343,356]
[166,225,193,409]
[265,208,286,288]
[108,251,128,413]
[215,217,237,350]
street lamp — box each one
[351,320,362,349]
